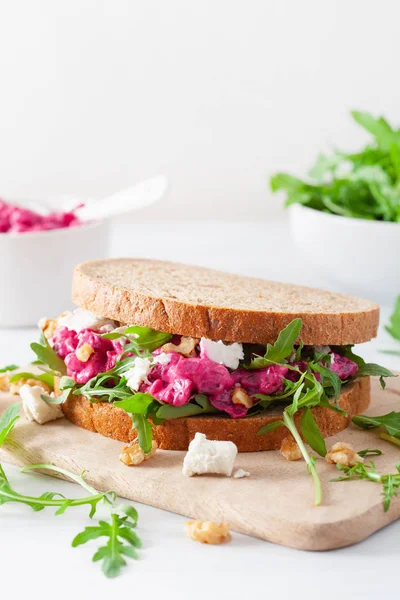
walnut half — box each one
[325,442,363,467]
[119,439,158,466]
[185,520,231,545]
[280,435,303,461]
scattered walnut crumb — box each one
[0,373,10,392]
[325,442,363,467]
[9,378,51,396]
[231,386,254,408]
[185,520,231,545]
[161,336,199,357]
[38,317,58,341]
[233,468,251,479]
[75,343,95,363]
[280,435,303,461]
[119,439,158,466]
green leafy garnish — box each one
[337,345,395,388]
[357,449,383,458]
[0,402,20,447]
[331,460,400,512]
[271,110,400,222]
[72,505,141,578]
[0,462,141,578]
[0,364,18,373]
[9,371,55,389]
[300,407,327,457]
[156,394,217,419]
[103,325,172,351]
[247,318,302,369]
[352,412,400,438]
[386,295,400,342]
[30,334,66,375]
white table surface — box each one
[1,219,399,600]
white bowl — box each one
[0,220,109,326]
[288,204,400,305]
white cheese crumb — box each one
[200,339,244,370]
[20,385,64,425]
[182,433,238,477]
[233,468,251,479]
[124,353,171,392]
[57,308,117,333]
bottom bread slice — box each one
[58,377,370,452]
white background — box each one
[0,0,399,220]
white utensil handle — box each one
[76,175,168,221]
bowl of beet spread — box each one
[0,199,109,326]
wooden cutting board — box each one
[1,376,400,551]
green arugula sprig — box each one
[353,412,400,447]
[331,460,400,512]
[0,405,142,579]
[9,371,55,389]
[102,325,172,351]
[0,365,19,373]
[271,110,400,222]
[30,333,66,375]
[247,318,302,370]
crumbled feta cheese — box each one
[57,308,117,333]
[233,468,251,479]
[314,345,331,355]
[182,433,238,477]
[199,339,244,370]
[124,353,171,391]
[20,385,64,425]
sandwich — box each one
[28,258,393,463]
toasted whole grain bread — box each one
[72,259,379,345]
[57,377,370,452]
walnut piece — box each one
[231,386,254,408]
[161,336,199,357]
[119,439,158,466]
[185,520,231,545]
[0,374,10,392]
[9,378,51,396]
[75,343,95,363]
[38,317,58,341]
[280,435,303,461]
[325,442,363,467]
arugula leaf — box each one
[386,295,400,342]
[0,364,18,373]
[41,389,71,405]
[357,449,383,458]
[156,395,217,420]
[271,110,400,223]
[247,318,302,369]
[9,371,55,389]
[337,345,395,388]
[130,414,153,454]
[331,460,400,512]
[59,376,76,390]
[300,407,327,457]
[30,334,66,375]
[114,393,155,416]
[310,362,341,402]
[257,419,284,436]
[352,412,400,437]
[103,325,172,352]
[72,509,141,578]
[0,402,20,447]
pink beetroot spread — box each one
[140,350,358,418]
[0,199,81,233]
[53,326,359,418]
[53,327,125,384]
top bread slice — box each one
[72,258,379,345]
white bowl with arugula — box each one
[272,110,400,303]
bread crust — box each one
[58,377,370,452]
[71,258,379,345]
